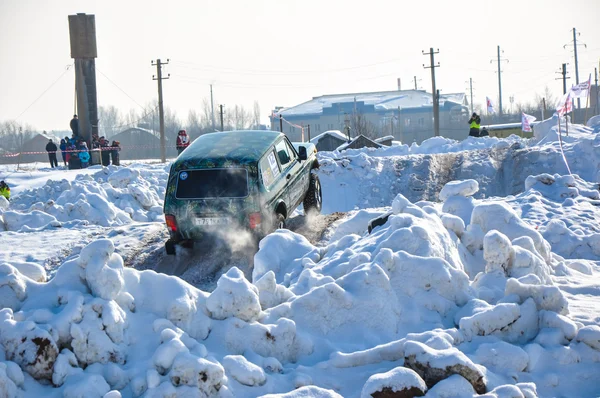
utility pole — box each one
[307,124,311,141]
[595,67,598,115]
[564,28,587,109]
[414,76,418,90]
[490,45,509,117]
[210,84,216,131]
[397,78,401,91]
[422,48,440,137]
[152,58,169,163]
[556,63,570,94]
[467,77,474,114]
[279,115,283,132]
[219,104,224,131]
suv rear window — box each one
[176,168,248,199]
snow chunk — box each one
[472,341,529,373]
[0,362,21,397]
[360,366,427,398]
[78,239,124,301]
[439,179,479,201]
[259,385,343,397]
[470,201,551,262]
[459,302,520,341]
[2,210,59,232]
[168,352,225,393]
[63,373,111,398]
[222,354,266,386]
[576,325,600,350]
[254,271,294,310]
[404,340,486,394]
[0,308,59,380]
[206,267,261,322]
[505,278,568,315]
[483,230,514,273]
[253,230,318,284]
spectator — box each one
[110,141,121,166]
[59,139,68,166]
[70,115,79,137]
[468,113,481,137]
[176,129,190,155]
[0,180,9,201]
[100,137,111,166]
[78,142,90,168]
[45,139,58,168]
[67,143,81,170]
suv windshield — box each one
[176,168,248,199]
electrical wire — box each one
[14,64,73,121]
[95,67,146,110]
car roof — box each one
[177,130,285,164]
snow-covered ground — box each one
[1,115,600,397]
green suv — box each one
[163,130,321,254]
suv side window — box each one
[275,139,295,169]
[259,149,281,187]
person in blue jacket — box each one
[78,142,90,168]
[59,139,68,166]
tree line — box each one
[0,100,264,152]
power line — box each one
[171,57,406,75]
[96,67,146,110]
[14,64,73,121]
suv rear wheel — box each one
[303,173,322,215]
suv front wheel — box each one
[303,173,322,215]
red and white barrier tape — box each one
[0,144,186,158]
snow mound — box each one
[5,165,167,230]
[360,366,427,398]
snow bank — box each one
[3,165,167,231]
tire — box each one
[165,239,176,255]
[303,173,322,215]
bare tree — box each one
[98,105,122,138]
[253,101,261,129]
[0,120,36,151]
[186,110,202,141]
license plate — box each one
[194,217,231,226]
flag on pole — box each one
[556,91,573,116]
[570,73,592,99]
[521,113,536,132]
[486,97,495,114]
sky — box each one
[1,0,599,132]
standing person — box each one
[0,180,9,201]
[176,129,190,155]
[100,137,111,166]
[468,112,481,137]
[110,141,121,166]
[59,139,68,166]
[45,139,58,168]
[78,142,90,168]
[70,115,79,137]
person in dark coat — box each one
[468,113,481,137]
[59,139,68,166]
[67,143,81,169]
[110,141,121,166]
[45,139,58,168]
[70,115,79,137]
[479,127,489,137]
[100,137,111,166]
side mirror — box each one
[298,146,307,161]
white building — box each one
[271,90,469,144]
